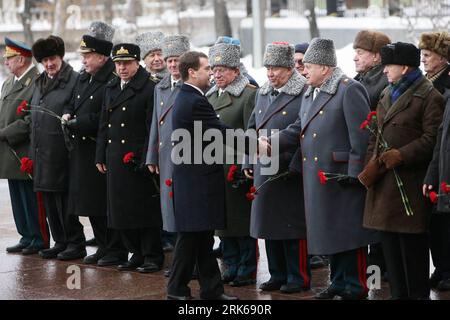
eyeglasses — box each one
[295,59,304,66]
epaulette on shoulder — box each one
[149,75,159,83]
[341,77,350,85]
[246,83,257,89]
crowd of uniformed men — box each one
[1,21,450,300]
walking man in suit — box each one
[167,51,238,300]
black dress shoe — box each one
[85,238,97,247]
[39,244,67,259]
[118,254,144,271]
[167,294,193,300]
[6,243,28,253]
[259,280,284,291]
[280,283,310,293]
[314,287,339,300]
[97,253,127,266]
[22,246,44,255]
[201,293,239,301]
[229,276,256,287]
[57,247,87,261]
[137,262,161,273]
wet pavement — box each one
[1,181,449,300]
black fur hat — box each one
[32,35,65,63]
[381,42,420,67]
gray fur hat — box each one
[209,43,240,68]
[263,42,295,68]
[303,38,337,67]
[136,31,165,59]
[88,21,115,42]
[162,35,190,59]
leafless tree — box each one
[20,0,34,44]
[214,0,232,38]
[102,0,114,24]
[305,0,320,39]
[400,0,450,43]
[52,0,69,36]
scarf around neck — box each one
[389,68,422,104]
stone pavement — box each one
[1,180,449,300]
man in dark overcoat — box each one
[30,36,84,259]
[420,31,450,291]
[95,43,163,273]
[60,22,127,264]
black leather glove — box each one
[66,118,78,130]
[337,176,361,187]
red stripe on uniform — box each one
[299,239,310,288]
[36,192,49,247]
[357,248,368,294]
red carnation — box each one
[20,157,33,174]
[246,192,255,201]
[249,186,256,193]
[16,100,28,116]
[122,152,135,164]
[165,179,173,187]
[441,182,450,194]
[226,164,239,182]
[429,191,439,204]
[366,111,377,121]
[318,170,328,185]
[169,191,174,199]
[359,120,370,130]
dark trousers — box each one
[429,211,450,279]
[265,239,310,287]
[329,247,368,297]
[8,180,49,248]
[89,215,125,257]
[41,192,84,246]
[222,236,257,279]
[380,231,430,299]
[368,242,386,273]
[161,230,177,246]
[120,227,163,265]
[168,231,223,298]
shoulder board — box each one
[341,78,351,85]
[149,75,159,83]
[246,84,257,89]
[24,77,32,86]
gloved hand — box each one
[66,118,78,130]
[337,176,361,187]
[379,149,403,169]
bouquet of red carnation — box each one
[245,171,290,201]
[317,170,351,185]
[20,157,33,175]
[427,181,450,204]
[122,151,160,193]
[226,164,249,188]
[359,111,413,216]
